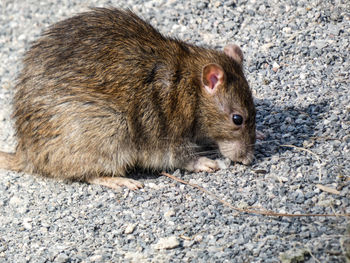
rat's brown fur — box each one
[0,8,256,189]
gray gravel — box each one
[1,0,349,262]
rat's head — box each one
[198,44,256,165]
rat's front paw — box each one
[185,157,219,173]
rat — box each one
[0,8,259,190]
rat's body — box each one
[0,8,256,189]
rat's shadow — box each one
[254,98,329,161]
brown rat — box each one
[0,8,257,190]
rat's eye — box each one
[232,114,243,125]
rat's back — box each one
[11,8,170,181]
[11,8,196,184]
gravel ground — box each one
[0,0,349,262]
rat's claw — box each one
[88,176,144,190]
[185,157,219,173]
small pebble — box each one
[154,236,180,250]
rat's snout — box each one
[217,140,255,165]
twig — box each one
[161,172,350,218]
[316,184,340,195]
[307,248,322,263]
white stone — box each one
[124,223,137,234]
[154,236,180,250]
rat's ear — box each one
[224,44,243,65]
[201,63,225,95]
